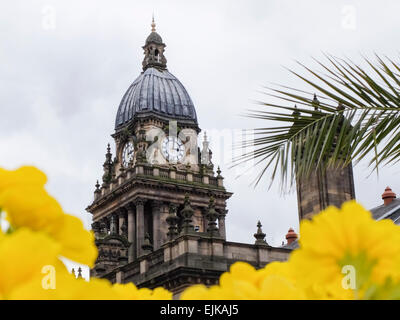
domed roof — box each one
[115,67,198,129]
[146,31,163,45]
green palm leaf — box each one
[234,55,400,190]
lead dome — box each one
[115,19,198,129]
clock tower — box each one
[87,19,292,296]
[87,19,233,283]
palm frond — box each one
[233,55,400,190]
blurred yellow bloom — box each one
[3,165,400,300]
[52,214,97,268]
[0,166,169,300]
[289,201,400,299]
[10,271,172,300]
[0,228,62,298]
[0,166,97,267]
[112,283,172,300]
[0,166,47,191]
[1,187,64,232]
[181,261,305,300]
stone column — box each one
[153,202,169,249]
[135,198,145,257]
[218,210,227,239]
[201,208,208,233]
[159,203,170,243]
[151,201,162,250]
[118,210,126,236]
[126,204,136,263]
[110,213,118,235]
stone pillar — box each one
[202,208,208,233]
[127,204,136,263]
[159,203,170,245]
[110,213,118,235]
[151,201,162,250]
[118,210,126,236]
[218,210,227,239]
[135,199,145,257]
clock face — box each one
[161,136,185,162]
[122,141,134,167]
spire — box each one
[292,104,300,118]
[143,17,167,70]
[94,180,101,200]
[180,194,195,234]
[77,267,83,279]
[254,221,268,245]
[201,132,210,166]
[151,14,156,32]
[102,143,113,186]
[312,93,320,111]
[110,214,118,235]
[166,204,179,240]
[206,197,219,237]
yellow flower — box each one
[0,167,97,267]
[10,271,115,300]
[112,283,173,300]
[10,272,173,300]
[0,166,173,300]
[259,275,306,300]
[0,228,62,298]
[0,166,47,191]
[0,187,64,232]
[289,201,400,299]
[181,261,305,300]
[52,214,97,268]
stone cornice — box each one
[87,173,232,213]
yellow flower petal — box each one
[0,166,47,191]
[0,228,61,298]
[53,214,97,268]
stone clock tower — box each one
[87,19,292,296]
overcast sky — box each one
[2,0,400,274]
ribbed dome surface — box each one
[115,68,198,128]
[146,31,163,44]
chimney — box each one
[285,228,298,245]
[382,186,396,206]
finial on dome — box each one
[151,14,156,32]
[254,221,267,245]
